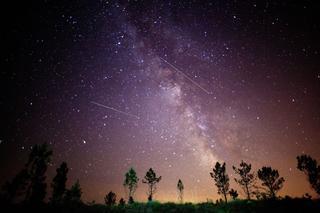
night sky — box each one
[1,0,320,203]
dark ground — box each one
[2,198,320,213]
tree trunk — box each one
[245,184,251,200]
[149,185,153,201]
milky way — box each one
[1,0,320,203]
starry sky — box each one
[1,0,320,203]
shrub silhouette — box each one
[64,179,82,204]
[24,143,53,204]
[51,162,68,204]
[177,179,184,203]
[210,162,229,203]
[229,189,238,200]
[257,166,284,199]
[123,167,139,203]
[128,196,134,204]
[297,154,320,196]
[119,197,126,206]
[233,160,256,200]
[142,168,161,201]
[105,191,116,206]
[303,193,312,200]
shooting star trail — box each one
[159,57,212,95]
[90,101,140,119]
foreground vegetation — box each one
[1,143,320,212]
[2,198,320,213]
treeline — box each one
[0,143,319,207]
[0,144,81,206]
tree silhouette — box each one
[233,160,256,200]
[64,179,82,204]
[1,169,29,203]
[142,168,161,201]
[119,198,126,206]
[297,154,320,196]
[229,189,238,200]
[257,166,284,199]
[177,179,184,203]
[25,143,53,204]
[123,167,139,203]
[210,162,229,203]
[105,191,117,206]
[51,162,68,204]
[128,196,134,204]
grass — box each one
[3,198,320,213]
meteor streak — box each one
[91,101,140,119]
[159,57,212,95]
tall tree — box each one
[297,155,320,196]
[64,179,82,204]
[233,161,256,200]
[25,143,53,204]
[51,162,68,204]
[142,168,161,201]
[105,191,117,206]
[177,179,184,203]
[210,162,229,203]
[257,166,284,199]
[123,168,139,203]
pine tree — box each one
[123,168,139,203]
[257,166,284,199]
[210,162,229,203]
[297,155,320,196]
[51,162,68,204]
[64,179,82,204]
[177,179,184,203]
[1,169,29,203]
[233,161,256,200]
[142,168,161,201]
[25,143,53,204]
